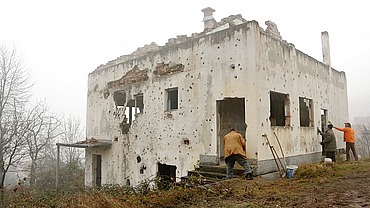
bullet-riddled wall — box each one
[85,18,348,186]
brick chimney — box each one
[201,7,216,31]
[321,31,331,67]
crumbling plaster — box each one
[85,18,348,186]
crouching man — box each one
[223,128,253,180]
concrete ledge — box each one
[200,155,219,165]
[256,152,322,175]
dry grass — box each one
[2,158,370,207]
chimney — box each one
[321,31,331,67]
[201,7,216,31]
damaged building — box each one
[83,7,348,187]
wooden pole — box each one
[273,132,287,171]
[56,144,60,192]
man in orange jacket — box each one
[334,122,358,161]
[223,128,253,180]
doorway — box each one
[217,98,246,161]
[93,154,102,187]
[320,109,328,155]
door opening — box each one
[217,98,246,162]
[93,154,102,187]
[320,109,327,155]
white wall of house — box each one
[85,19,348,186]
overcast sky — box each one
[1,0,369,127]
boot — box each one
[246,171,253,180]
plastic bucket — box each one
[287,168,294,178]
[286,165,298,178]
[324,158,332,164]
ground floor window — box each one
[270,91,290,126]
[299,97,313,127]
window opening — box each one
[113,91,126,108]
[299,97,313,127]
[166,88,178,110]
[157,163,177,189]
[270,91,290,126]
[114,91,144,134]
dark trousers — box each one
[225,154,252,179]
[346,142,358,161]
[325,151,336,162]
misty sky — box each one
[1,0,369,127]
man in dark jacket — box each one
[318,124,337,162]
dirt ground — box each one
[176,160,370,208]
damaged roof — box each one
[56,138,112,148]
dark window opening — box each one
[157,163,177,189]
[270,91,290,126]
[299,97,313,127]
[166,88,178,110]
[113,91,126,107]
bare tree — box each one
[0,44,32,189]
[24,101,62,185]
[59,116,84,168]
[356,122,370,158]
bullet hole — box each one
[203,62,205,65]
[211,129,213,131]
[137,156,141,163]
[217,46,220,49]
[235,44,237,47]
[140,165,146,174]
[182,138,190,145]
[126,179,130,186]
[114,137,118,141]
[230,57,233,60]
[235,76,238,79]
[217,57,220,60]
[230,64,235,70]
[200,57,203,59]
[211,70,213,73]
[209,144,211,146]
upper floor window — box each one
[166,88,178,110]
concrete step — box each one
[186,162,255,180]
[187,170,228,179]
